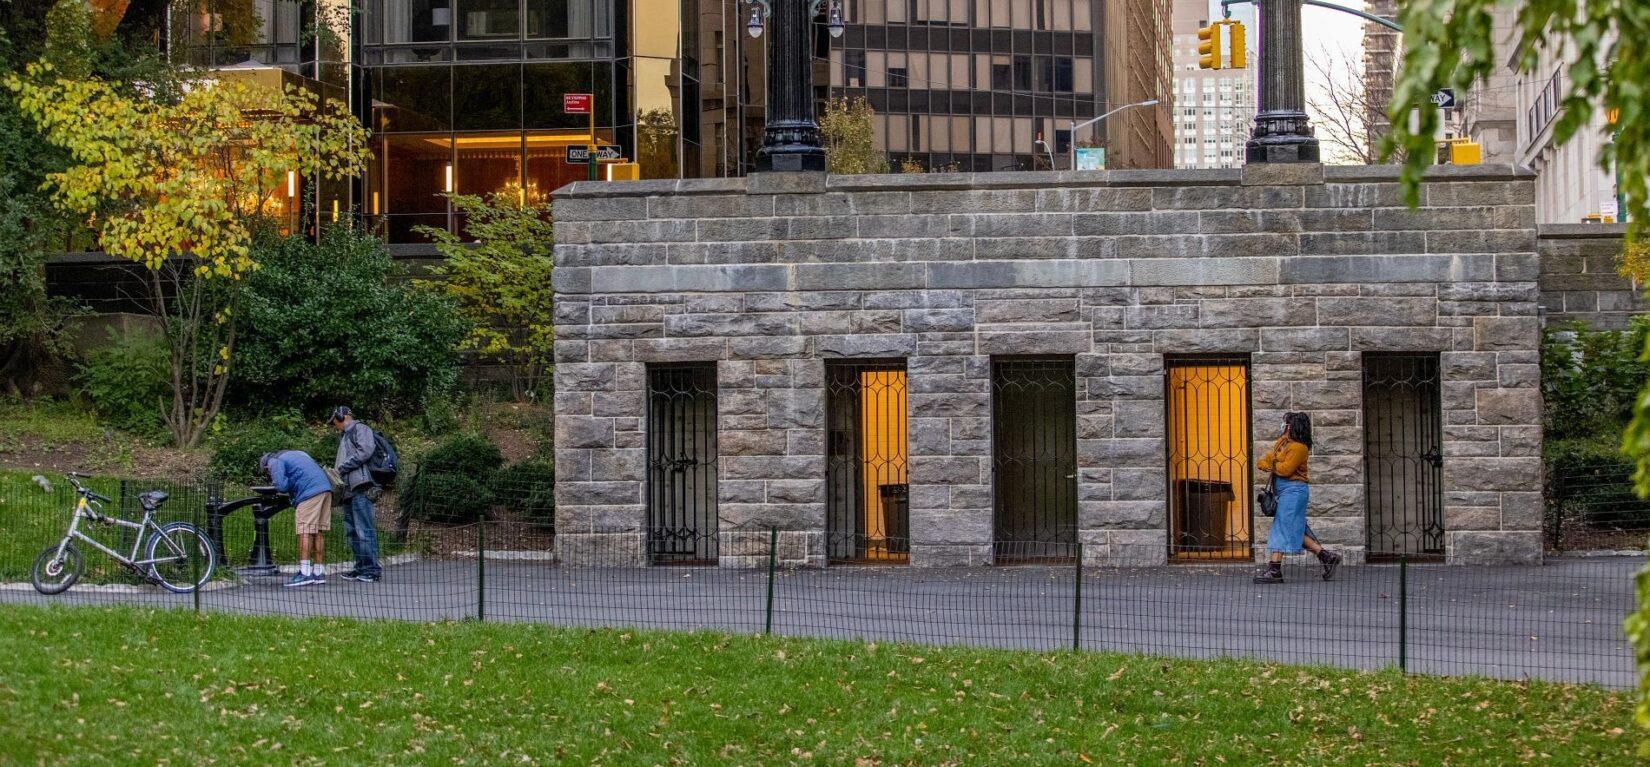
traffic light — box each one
[1227,21,1246,69]
[1197,22,1223,70]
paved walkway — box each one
[4,557,1635,688]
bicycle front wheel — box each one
[31,543,83,595]
[146,522,217,594]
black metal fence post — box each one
[764,527,777,636]
[476,522,487,622]
[192,494,202,615]
[1398,555,1408,673]
[1072,541,1083,652]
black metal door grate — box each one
[647,364,719,565]
[1165,356,1252,561]
[1363,353,1445,560]
[991,357,1078,563]
[826,362,909,563]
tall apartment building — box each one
[1458,3,1519,163]
[828,0,1171,171]
[1360,0,1397,151]
[1511,25,1618,223]
[1168,0,1253,169]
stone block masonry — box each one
[553,164,1545,567]
[1537,223,1648,330]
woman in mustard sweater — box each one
[1254,412,1342,584]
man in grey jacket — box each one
[331,406,383,582]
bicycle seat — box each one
[139,491,169,510]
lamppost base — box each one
[1245,135,1320,164]
[756,151,828,173]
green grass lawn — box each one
[0,605,1635,766]
[0,470,409,583]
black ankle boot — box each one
[1317,550,1343,581]
[1252,562,1283,584]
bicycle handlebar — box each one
[63,472,112,504]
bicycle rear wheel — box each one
[146,522,217,594]
[31,543,83,595]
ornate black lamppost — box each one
[745,0,843,172]
[1245,0,1319,163]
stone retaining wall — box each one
[1538,223,1646,330]
[553,164,1545,566]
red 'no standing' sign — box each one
[564,93,592,114]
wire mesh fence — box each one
[1548,462,1650,554]
[0,470,1638,689]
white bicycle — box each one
[31,472,217,595]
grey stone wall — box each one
[553,164,1545,567]
[1538,223,1648,330]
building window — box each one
[1037,56,1073,93]
[457,0,520,39]
[991,62,1012,91]
[888,67,909,88]
[1012,55,1032,90]
[845,49,866,87]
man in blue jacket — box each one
[261,450,334,587]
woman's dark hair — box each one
[1284,411,1314,448]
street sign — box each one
[564,93,592,114]
[1429,88,1456,109]
[567,145,623,164]
[1074,147,1106,171]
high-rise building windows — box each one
[1012,55,1032,91]
[457,0,519,39]
[1037,56,1073,93]
[845,49,868,87]
[889,67,909,88]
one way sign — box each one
[568,145,623,164]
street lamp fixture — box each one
[1066,98,1158,171]
[742,0,833,171]
[1033,137,1054,171]
[744,0,843,39]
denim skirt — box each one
[1265,477,1316,554]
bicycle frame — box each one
[51,495,188,571]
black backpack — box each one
[368,430,400,486]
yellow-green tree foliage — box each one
[1387,6,1650,743]
[637,107,679,179]
[6,63,369,446]
[418,194,555,401]
[820,96,887,175]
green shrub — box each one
[76,329,168,438]
[398,433,504,524]
[207,413,335,485]
[420,433,504,477]
[1542,319,1650,443]
[231,226,467,419]
[493,460,554,523]
[208,418,301,485]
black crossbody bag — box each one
[1258,473,1279,518]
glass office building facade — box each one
[163,0,1165,241]
[827,0,1170,171]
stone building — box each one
[552,164,1546,568]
